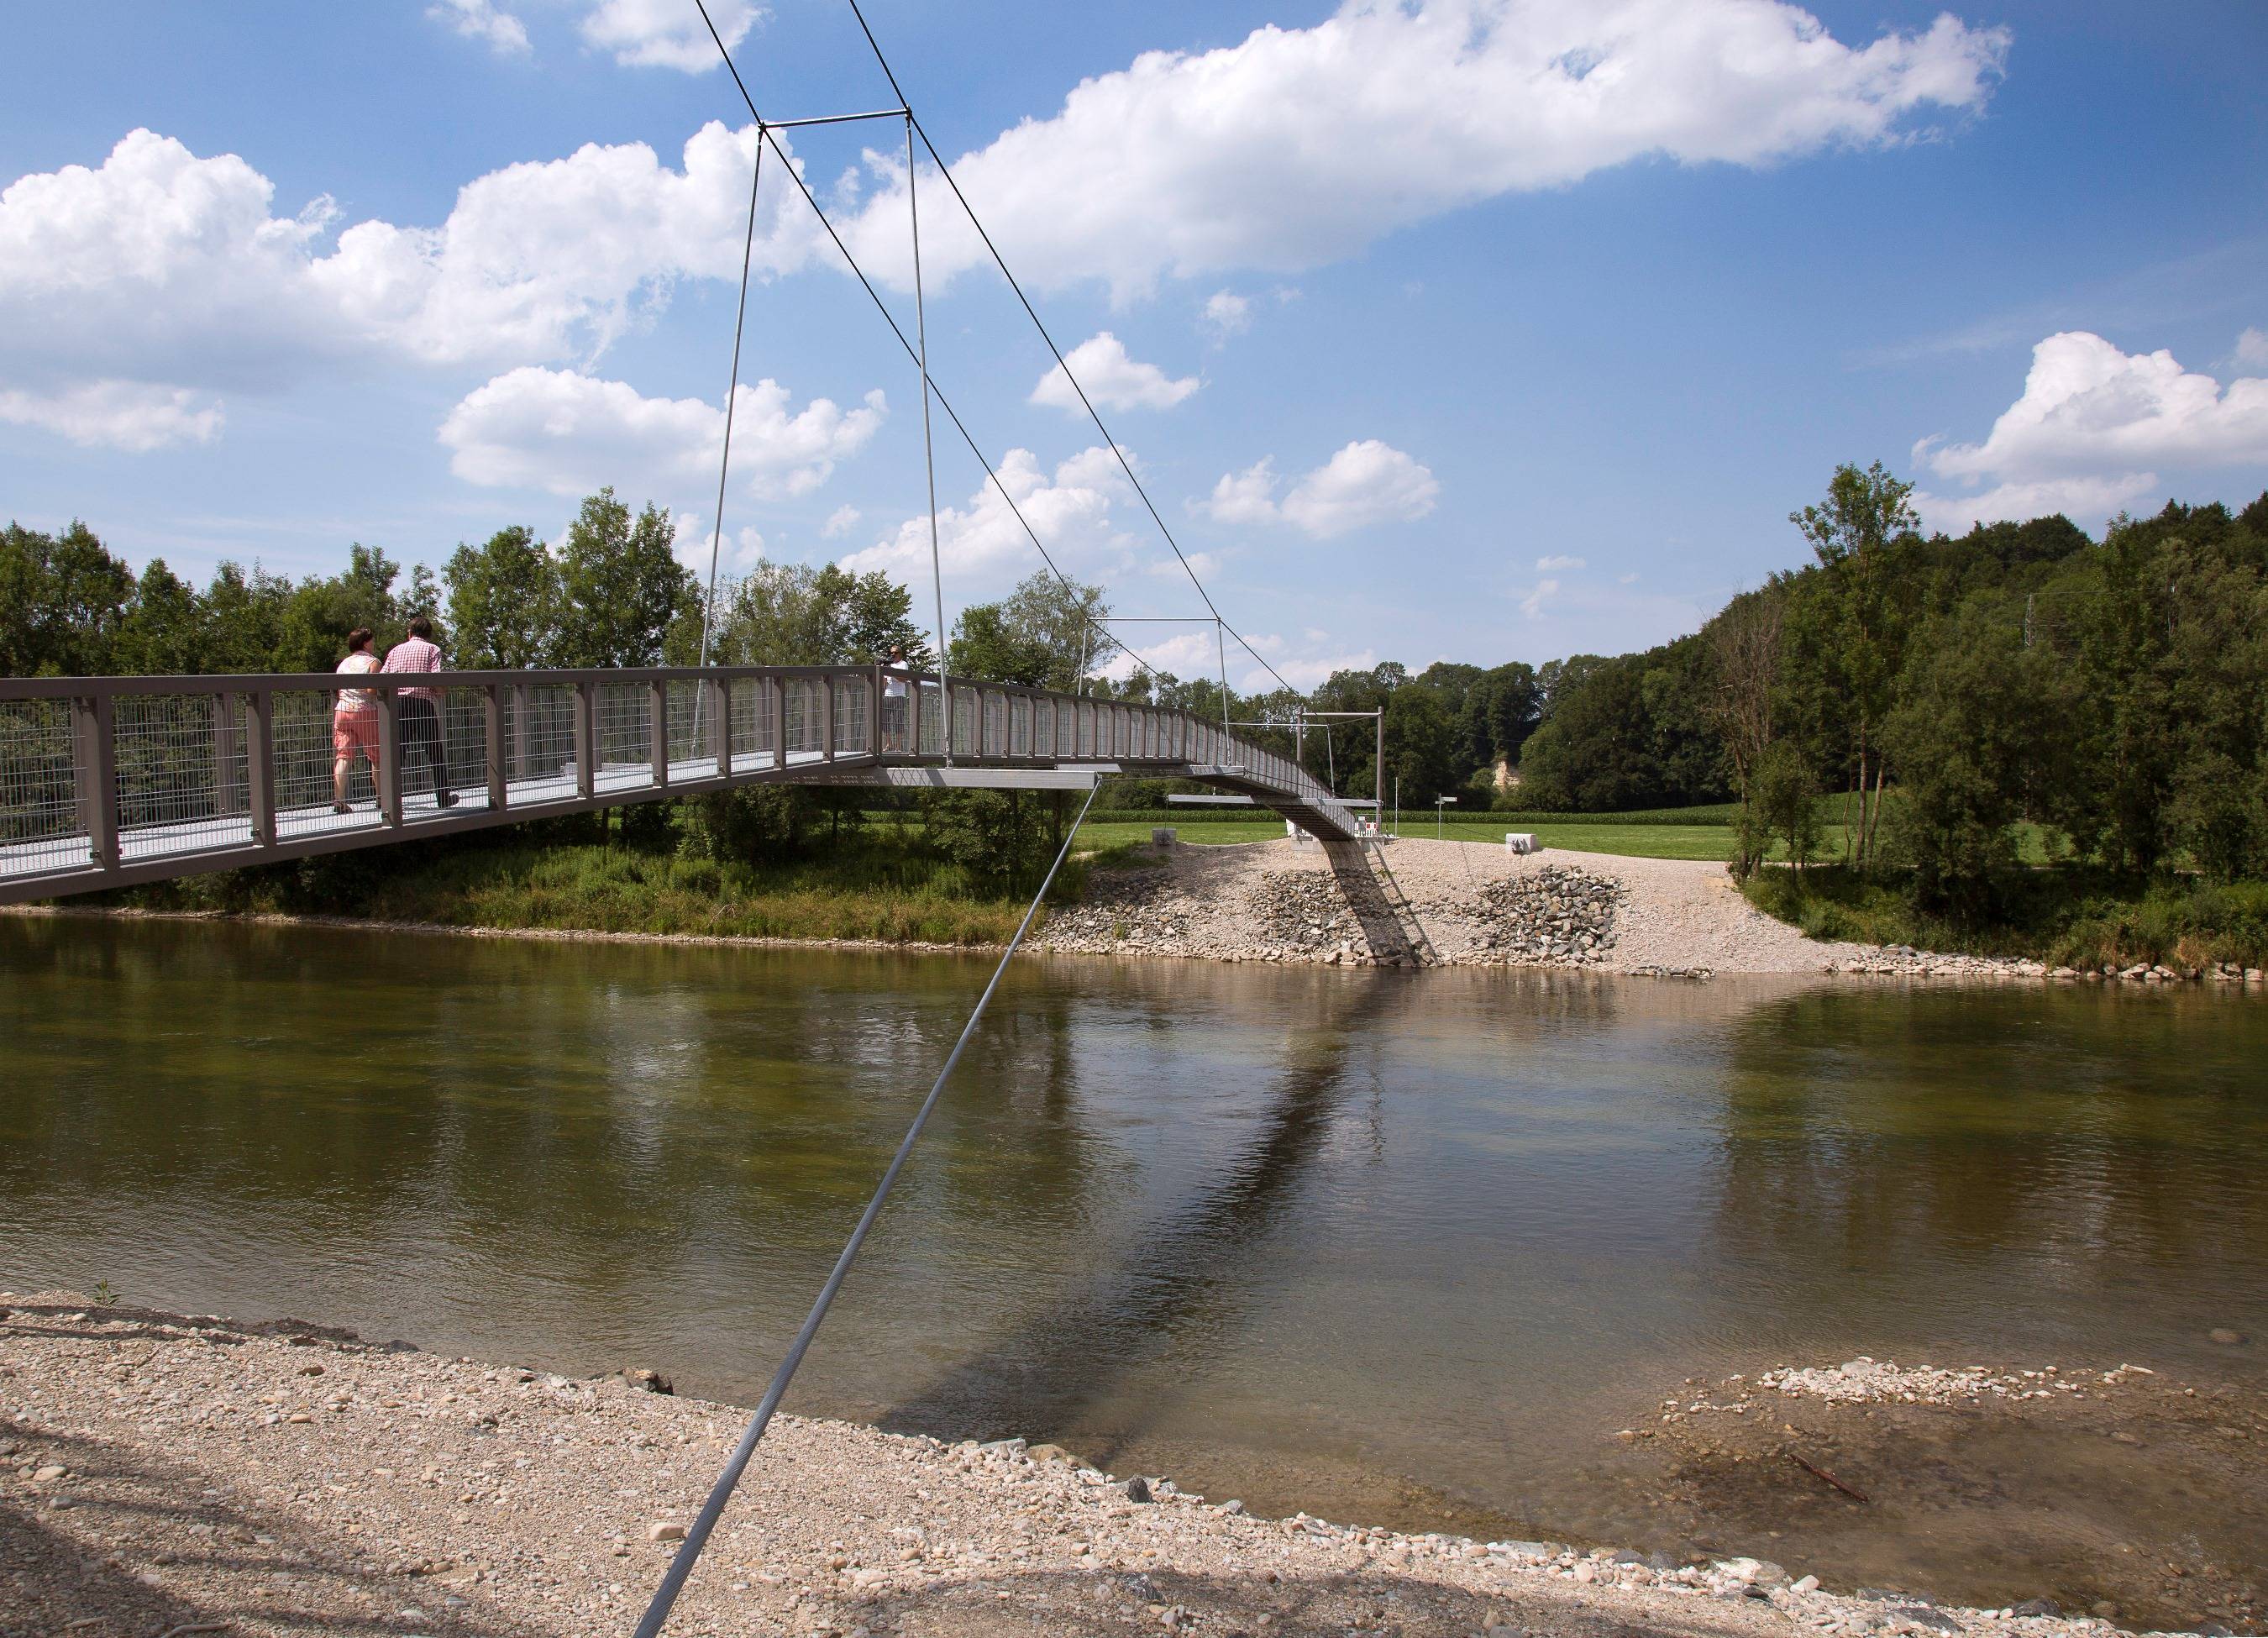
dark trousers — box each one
[397,696,449,794]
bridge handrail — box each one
[0,663,1356,898]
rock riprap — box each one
[1471,865,1625,964]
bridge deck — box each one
[0,664,1360,904]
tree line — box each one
[13,470,2266,916]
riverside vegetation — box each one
[8,470,2267,971]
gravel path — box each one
[3,1295,2176,1638]
[1037,838,2053,979]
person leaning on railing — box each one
[332,628,381,814]
[381,614,459,809]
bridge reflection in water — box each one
[0,664,1360,904]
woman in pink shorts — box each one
[333,627,381,812]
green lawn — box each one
[1075,816,1743,861]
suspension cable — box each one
[694,133,766,688]
[840,0,1306,702]
[633,777,1105,1637]
[690,0,1155,699]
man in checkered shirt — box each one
[380,614,459,808]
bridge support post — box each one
[244,688,276,847]
[871,664,885,759]
[649,680,669,790]
[821,676,836,763]
[481,685,507,813]
[375,690,402,827]
[708,677,730,776]
[768,677,785,770]
[572,681,596,801]
[72,693,119,872]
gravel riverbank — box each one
[3,1295,2222,1638]
[1035,838,2066,979]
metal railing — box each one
[0,664,1357,901]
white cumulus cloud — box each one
[1201,290,1253,343]
[1031,333,1200,413]
[1520,578,1561,618]
[1536,553,1585,570]
[832,0,2010,297]
[579,0,761,71]
[0,124,824,449]
[0,381,224,453]
[2235,327,2268,370]
[438,367,885,501]
[429,0,530,56]
[1912,330,2268,530]
[1200,442,1439,538]
[841,445,1138,591]
[822,504,862,539]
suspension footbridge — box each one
[0,664,1361,906]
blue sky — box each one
[3,0,2265,685]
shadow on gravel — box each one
[0,1420,540,1638]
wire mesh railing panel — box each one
[517,685,578,790]
[1036,698,1056,759]
[783,679,817,759]
[983,693,1006,758]
[916,682,942,756]
[0,698,87,878]
[667,680,707,768]
[112,692,226,841]
[596,682,650,780]
[1076,702,1093,758]
[953,689,976,758]
[833,676,870,757]
[728,680,764,766]
[275,689,359,837]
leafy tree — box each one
[920,790,1050,888]
[949,572,1110,690]
[444,526,561,669]
[1383,684,1459,806]
[1882,599,2055,917]
[0,520,135,675]
[1789,460,1920,869]
[1747,741,1823,876]
[114,560,204,675]
[554,489,690,668]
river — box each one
[3,915,2264,1615]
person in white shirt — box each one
[332,628,381,813]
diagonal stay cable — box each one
[694,132,765,685]
[690,0,1158,694]
[840,0,1305,703]
[632,777,1105,1638]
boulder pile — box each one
[1473,865,1625,965]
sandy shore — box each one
[6,1294,2217,1638]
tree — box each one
[270,543,403,673]
[114,560,204,676]
[1704,586,1786,874]
[554,489,690,667]
[444,526,560,668]
[711,561,932,668]
[948,571,1109,691]
[1383,684,1458,806]
[1882,599,2053,917]
[0,520,135,675]
[1789,461,1920,869]
[1747,741,1823,876]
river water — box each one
[3,916,2265,1606]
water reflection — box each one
[3,917,2265,1567]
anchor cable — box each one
[633,776,1105,1637]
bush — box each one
[682,785,808,864]
[918,790,1052,890]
